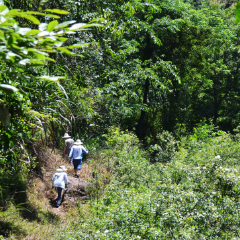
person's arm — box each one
[68,147,73,161]
[82,146,88,154]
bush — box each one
[148,130,178,163]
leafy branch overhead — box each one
[0,5,103,62]
[0,2,104,93]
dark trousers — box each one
[57,187,63,205]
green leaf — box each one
[0,5,8,15]
[69,23,104,31]
[69,23,86,30]
[44,9,69,15]
[20,14,40,25]
[67,43,89,49]
[58,37,68,42]
[55,20,76,29]
[25,29,41,36]
[236,1,240,24]
[47,20,59,32]
[38,76,65,82]
[6,9,19,17]
[25,11,61,19]
[89,18,105,23]
[0,84,19,94]
[57,47,74,55]
[19,59,31,65]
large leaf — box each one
[47,20,59,32]
[44,9,69,15]
[24,11,61,19]
[0,84,19,94]
[68,23,103,31]
[69,23,86,30]
[20,14,40,25]
[0,5,8,15]
[55,20,76,29]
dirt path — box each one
[37,148,93,216]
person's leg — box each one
[57,187,63,206]
[73,159,81,177]
[76,159,82,177]
[73,159,77,175]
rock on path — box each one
[65,176,92,202]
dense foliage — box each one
[59,126,240,239]
[1,0,240,239]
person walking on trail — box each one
[68,139,88,178]
[62,133,74,159]
[52,165,68,207]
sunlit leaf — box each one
[67,43,89,49]
[25,11,61,19]
[0,5,8,15]
[58,37,68,42]
[38,75,65,82]
[57,47,74,55]
[55,20,76,29]
[69,23,104,31]
[19,59,31,65]
[6,9,19,16]
[89,18,105,23]
[44,9,69,14]
[6,51,19,59]
[0,16,6,23]
[39,23,48,31]
[25,29,41,36]
[18,27,32,35]
[83,23,104,28]
[0,84,19,94]
[20,14,40,25]
[37,30,50,37]
[47,20,59,32]
[69,23,86,30]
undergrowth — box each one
[1,125,240,239]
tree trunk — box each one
[136,79,149,140]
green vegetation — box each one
[1,0,240,239]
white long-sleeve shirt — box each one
[68,144,88,160]
[52,172,68,189]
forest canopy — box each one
[1,0,240,239]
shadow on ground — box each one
[0,220,26,238]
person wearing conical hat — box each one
[52,166,68,207]
[62,133,74,159]
[68,139,88,178]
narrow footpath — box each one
[37,148,93,216]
